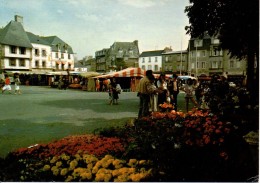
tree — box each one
[184,0,259,106]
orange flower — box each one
[215,129,221,134]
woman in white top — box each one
[184,78,198,112]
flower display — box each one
[12,134,125,159]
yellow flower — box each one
[50,156,59,164]
[129,173,142,182]
[74,153,82,160]
[65,175,73,182]
[56,161,62,167]
[95,173,105,182]
[104,173,112,182]
[69,160,78,170]
[80,172,92,180]
[128,159,138,167]
[87,163,93,169]
[138,160,146,165]
[112,169,120,177]
[43,164,50,171]
[104,154,113,160]
[92,166,99,174]
[61,154,70,161]
[116,174,129,182]
[60,168,68,176]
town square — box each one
[0,0,258,182]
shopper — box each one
[2,75,12,94]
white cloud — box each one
[57,9,63,14]
[117,0,170,8]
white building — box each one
[138,50,164,72]
[0,15,75,73]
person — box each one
[168,74,180,111]
[137,70,158,118]
[14,74,21,94]
[108,77,119,105]
[148,74,158,112]
[95,78,100,92]
[184,78,198,112]
[2,75,12,94]
[156,73,168,106]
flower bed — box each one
[0,109,257,182]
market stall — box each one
[93,67,145,91]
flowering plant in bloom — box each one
[12,135,125,159]
[18,152,153,182]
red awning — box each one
[56,61,61,64]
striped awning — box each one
[94,67,145,78]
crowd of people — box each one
[0,74,22,95]
[136,70,234,118]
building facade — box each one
[139,47,172,73]
[162,50,188,74]
[95,40,139,73]
[0,15,75,73]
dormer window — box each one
[10,46,16,54]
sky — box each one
[0,0,191,60]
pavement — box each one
[0,85,140,157]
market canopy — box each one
[79,71,101,78]
[94,67,145,78]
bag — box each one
[116,84,122,93]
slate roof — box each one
[139,50,164,57]
[0,20,33,48]
[41,36,74,54]
[26,32,50,45]
[109,41,139,58]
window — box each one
[68,64,71,70]
[10,59,16,66]
[148,57,151,63]
[148,65,152,70]
[56,52,59,58]
[194,39,203,47]
[142,58,145,63]
[236,61,241,68]
[19,59,25,67]
[42,49,47,57]
[212,39,220,44]
[10,46,16,54]
[42,61,46,68]
[191,63,195,69]
[164,66,168,71]
[62,63,65,70]
[68,54,71,59]
[196,51,200,57]
[154,65,158,71]
[35,49,39,56]
[230,60,234,68]
[165,56,168,62]
[61,53,64,59]
[142,65,145,70]
[201,62,206,69]
[155,57,158,62]
[56,64,59,70]
[212,61,218,68]
[19,47,26,55]
[212,47,222,56]
[35,60,39,68]
[129,50,133,56]
[202,51,206,57]
[169,65,172,71]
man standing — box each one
[169,74,180,111]
[137,70,157,118]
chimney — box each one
[14,15,23,24]
[133,40,138,46]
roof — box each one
[41,36,74,54]
[139,50,164,57]
[162,50,188,55]
[109,41,139,57]
[26,32,50,45]
[0,20,33,48]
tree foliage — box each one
[185,0,259,59]
[185,0,259,106]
